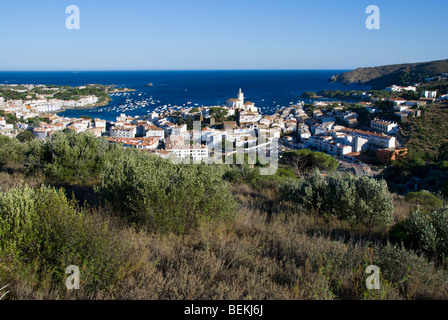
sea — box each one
[0,70,369,121]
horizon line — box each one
[0,68,352,72]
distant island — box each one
[146,82,154,87]
[330,58,448,89]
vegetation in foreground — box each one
[1,131,448,300]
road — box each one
[337,158,367,176]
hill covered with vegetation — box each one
[329,59,448,89]
[380,100,448,196]
[1,131,448,300]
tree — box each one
[25,131,111,183]
[0,136,25,167]
[438,142,448,162]
[280,149,339,176]
[16,130,35,143]
[32,118,41,128]
[210,107,228,122]
[4,113,18,125]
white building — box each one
[202,128,223,147]
[421,91,437,98]
[297,125,311,142]
[393,105,410,112]
[225,89,258,112]
[385,85,417,92]
[109,137,159,151]
[32,127,50,139]
[145,125,165,140]
[110,125,137,138]
[166,144,209,161]
[311,121,334,135]
[306,135,352,156]
[170,124,187,136]
[370,119,399,135]
[35,104,62,113]
[239,111,262,125]
[342,128,396,149]
[94,119,107,133]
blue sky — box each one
[0,0,447,70]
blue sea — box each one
[0,70,369,121]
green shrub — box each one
[0,136,25,168]
[16,130,35,143]
[25,131,111,183]
[404,207,448,260]
[405,190,442,208]
[223,164,260,184]
[96,148,237,234]
[0,184,127,294]
[280,149,339,175]
[281,171,394,229]
[376,244,448,299]
[388,221,410,245]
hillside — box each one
[2,131,448,300]
[402,100,448,159]
[329,59,448,89]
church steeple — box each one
[237,88,244,102]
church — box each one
[225,88,258,113]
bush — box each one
[280,149,339,176]
[281,171,394,229]
[96,148,237,234]
[376,244,448,299]
[405,190,442,208]
[0,136,25,168]
[404,207,448,261]
[25,131,111,183]
[16,130,35,143]
[0,184,128,295]
[223,164,260,184]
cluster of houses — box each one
[292,85,442,163]
[0,89,99,115]
[106,89,284,160]
[1,83,447,165]
[292,100,399,161]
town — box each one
[1,76,448,176]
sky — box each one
[0,0,447,71]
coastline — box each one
[54,86,137,113]
[53,96,112,114]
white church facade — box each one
[225,89,258,113]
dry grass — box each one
[0,171,44,192]
[392,194,413,222]
[2,175,448,300]
[81,208,448,300]
[5,204,448,300]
